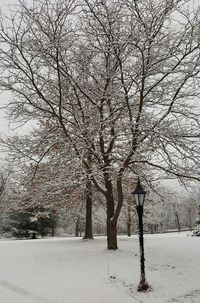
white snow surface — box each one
[0,232,199,303]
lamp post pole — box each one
[132,177,150,292]
[137,205,145,280]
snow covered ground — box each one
[0,232,199,303]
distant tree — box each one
[1,123,94,239]
[0,168,12,235]
[180,198,196,230]
[10,207,56,239]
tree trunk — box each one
[51,210,56,237]
[188,208,192,230]
[175,212,181,232]
[51,224,55,237]
[106,185,118,250]
[127,203,131,237]
[75,218,80,237]
[83,177,93,239]
[107,219,118,249]
[127,221,131,237]
[83,149,93,239]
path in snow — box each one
[0,278,58,303]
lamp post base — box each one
[137,273,151,292]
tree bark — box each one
[51,210,56,237]
[108,219,118,249]
[105,180,118,250]
[75,218,80,237]
[127,202,131,237]
[51,224,55,237]
[83,149,93,239]
[127,221,131,237]
[175,212,181,232]
[83,177,93,239]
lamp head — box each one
[132,177,146,206]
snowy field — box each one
[0,232,199,303]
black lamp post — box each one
[132,177,150,292]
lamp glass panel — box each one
[139,193,145,206]
[134,194,139,206]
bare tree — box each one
[0,0,200,249]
